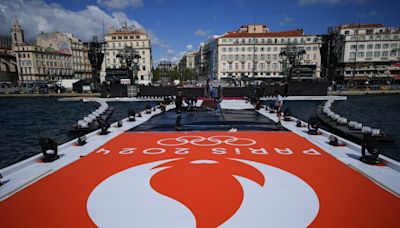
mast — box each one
[351,16,361,88]
[252,18,256,85]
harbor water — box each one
[0,98,156,169]
[0,96,399,169]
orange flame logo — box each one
[150,158,265,227]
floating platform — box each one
[0,99,399,227]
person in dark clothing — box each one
[175,90,183,113]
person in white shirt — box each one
[275,91,283,126]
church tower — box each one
[11,17,24,49]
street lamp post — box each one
[279,43,306,82]
[116,46,141,85]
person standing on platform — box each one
[175,90,183,113]
[275,91,283,126]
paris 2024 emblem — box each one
[87,136,320,227]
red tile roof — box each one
[220,30,304,39]
[340,24,384,29]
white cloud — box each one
[360,11,378,18]
[166,49,174,54]
[146,29,169,49]
[0,0,165,48]
[297,0,368,5]
[97,0,143,10]
[279,17,293,26]
[194,29,211,36]
[186,44,193,50]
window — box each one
[112,36,116,40]
[228,47,233,52]
[313,53,317,60]
[222,47,226,52]
[366,29,373,35]
[313,46,318,51]
[260,62,265,70]
[374,51,380,57]
[357,52,364,58]
[350,52,356,58]
[306,47,311,51]
[390,51,397,57]
[375,44,381,49]
[383,44,389,49]
[367,44,373,49]
[344,31,350,35]
[382,51,389,57]
[358,44,365,50]
[350,45,356,50]
[234,63,238,70]
[273,47,278,52]
[391,43,398,48]
[221,55,226,60]
[247,47,252,52]
[366,51,373,57]
[241,62,245,70]
[228,63,232,70]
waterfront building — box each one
[14,44,73,82]
[327,24,400,83]
[177,51,196,81]
[11,18,24,50]
[101,23,153,84]
[178,51,196,72]
[192,38,219,81]
[37,32,91,79]
[0,35,12,49]
[215,24,322,82]
[11,18,90,83]
[0,49,18,83]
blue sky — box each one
[1,0,399,65]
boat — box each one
[0,97,399,227]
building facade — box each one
[14,44,73,82]
[101,24,153,84]
[11,18,91,83]
[178,51,196,72]
[215,24,322,81]
[327,24,400,83]
[36,32,91,79]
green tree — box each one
[170,68,179,80]
[183,68,195,81]
[153,68,161,82]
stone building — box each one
[101,23,153,84]
[327,24,400,83]
[215,24,322,82]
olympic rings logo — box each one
[157,135,256,147]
